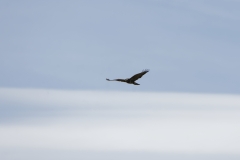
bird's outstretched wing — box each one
[106,78,127,82]
[129,69,149,81]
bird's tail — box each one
[133,82,140,85]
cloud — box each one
[0,88,240,157]
[1,88,240,110]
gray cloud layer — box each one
[0,88,240,159]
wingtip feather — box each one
[142,69,150,72]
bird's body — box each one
[106,69,149,85]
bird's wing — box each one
[129,69,149,81]
[106,78,126,82]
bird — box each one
[106,69,149,85]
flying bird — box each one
[106,69,149,85]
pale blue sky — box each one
[1,0,240,93]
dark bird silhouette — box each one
[106,69,149,85]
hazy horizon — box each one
[1,88,240,160]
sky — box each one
[1,0,240,93]
[1,0,240,160]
